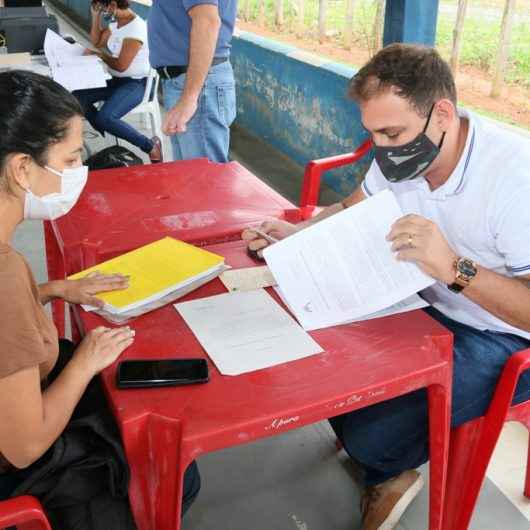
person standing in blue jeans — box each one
[242,44,530,530]
[74,1,163,163]
[148,0,237,162]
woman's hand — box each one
[59,272,130,308]
[83,48,99,56]
[90,1,103,17]
[74,326,135,376]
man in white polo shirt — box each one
[242,44,530,530]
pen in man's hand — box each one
[252,228,279,245]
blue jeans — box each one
[162,60,236,162]
[329,306,530,487]
[74,77,154,154]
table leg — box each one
[69,305,82,344]
[427,381,451,530]
[43,221,66,337]
[125,414,186,530]
[442,421,484,530]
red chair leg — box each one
[446,349,530,530]
[524,428,530,499]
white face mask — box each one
[24,165,88,221]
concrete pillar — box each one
[383,0,440,47]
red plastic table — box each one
[69,239,453,530]
[44,159,301,337]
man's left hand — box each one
[58,272,130,308]
[386,214,458,283]
[163,97,198,135]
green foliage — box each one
[436,12,529,86]
[238,0,530,87]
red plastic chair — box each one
[299,139,373,219]
[443,347,530,530]
[0,495,51,530]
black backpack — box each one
[85,146,144,171]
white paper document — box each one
[44,30,108,91]
[175,289,323,376]
[263,190,435,330]
[44,29,85,67]
[275,287,428,323]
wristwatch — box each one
[447,257,478,293]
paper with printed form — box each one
[175,289,323,376]
[263,190,435,330]
[44,29,108,91]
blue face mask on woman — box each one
[374,104,446,183]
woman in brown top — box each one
[0,71,135,497]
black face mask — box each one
[373,105,446,183]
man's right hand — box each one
[241,220,298,257]
[162,97,198,135]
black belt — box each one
[156,57,228,80]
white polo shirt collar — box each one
[407,108,477,201]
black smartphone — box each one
[116,359,209,389]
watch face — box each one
[458,258,477,277]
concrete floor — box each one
[10,4,530,529]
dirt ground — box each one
[237,20,530,130]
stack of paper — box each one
[44,29,108,91]
[68,237,226,323]
[263,190,436,330]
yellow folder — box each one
[68,237,224,311]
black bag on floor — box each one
[85,146,144,171]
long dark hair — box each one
[0,70,83,173]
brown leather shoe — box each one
[149,136,163,163]
[360,470,424,530]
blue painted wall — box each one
[231,31,372,195]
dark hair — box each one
[0,70,83,175]
[95,0,130,8]
[349,43,457,117]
